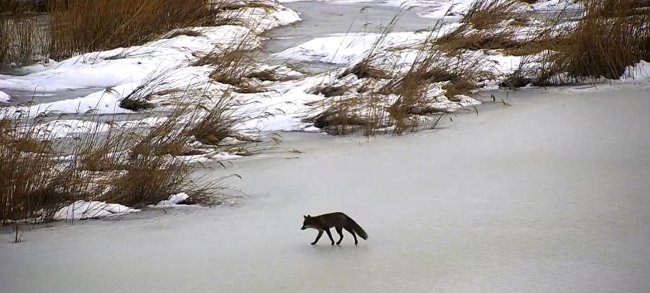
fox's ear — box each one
[303,215,307,219]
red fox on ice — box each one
[301,212,368,245]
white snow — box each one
[532,0,583,11]
[275,31,428,65]
[219,5,301,34]
[237,82,323,132]
[0,90,10,103]
[54,200,140,221]
[273,25,461,66]
[22,116,174,139]
[154,193,191,207]
[622,60,650,81]
[177,152,243,164]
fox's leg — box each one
[335,226,344,245]
[325,229,335,245]
[311,231,323,245]
[343,227,358,245]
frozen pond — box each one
[0,87,105,107]
[2,84,650,292]
[265,1,442,54]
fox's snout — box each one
[300,225,306,230]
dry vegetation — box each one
[436,0,523,52]
[0,91,246,224]
[0,116,63,224]
[307,17,487,135]
[0,15,47,65]
[195,35,268,94]
[0,0,48,65]
[456,0,650,85]
[0,0,244,64]
[536,0,650,82]
[47,0,218,59]
[433,0,649,86]
[1,0,276,225]
[307,0,649,135]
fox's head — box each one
[301,215,315,230]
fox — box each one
[301,212,368,245]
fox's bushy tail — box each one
[347,217,368,240]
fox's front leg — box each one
[325,229,335,245]
[311,231,323,245]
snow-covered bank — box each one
[0,1,301,122]
[0,0,631,138]
[273,0,650,135]
[278,0,583,18]
[1,84,649,292]
[0,0,316,143]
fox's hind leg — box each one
[325,229,335,245]
[335,226,344,245]
[311,231,323,245]
[344,226,358,245]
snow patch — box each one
[532,0,583,12]
[54,200,140,221]
[622,60,650,81]
[155,193,191,207]
[221,5,302,34]
[274,31,435,65]
[0,90,10,103]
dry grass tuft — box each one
[308,94,391,136]
[0,116,62,224]
[438,30,521,52]
[103,142,191,208]
[1,90,247,223]
[312,84,350,97]
[340,62,392,79]
[307,11,489,136]
[205,48,266,93]
[539,0,650,81]
[436,0,521,52]
[0,15,48,65]
[195,29,268,93]
[184,94,248,147]
[378,24,488,133]
[461,0,520,30]
[48,0,216,59]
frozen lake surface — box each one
[265,1,440,53]
[2,84,650,292]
